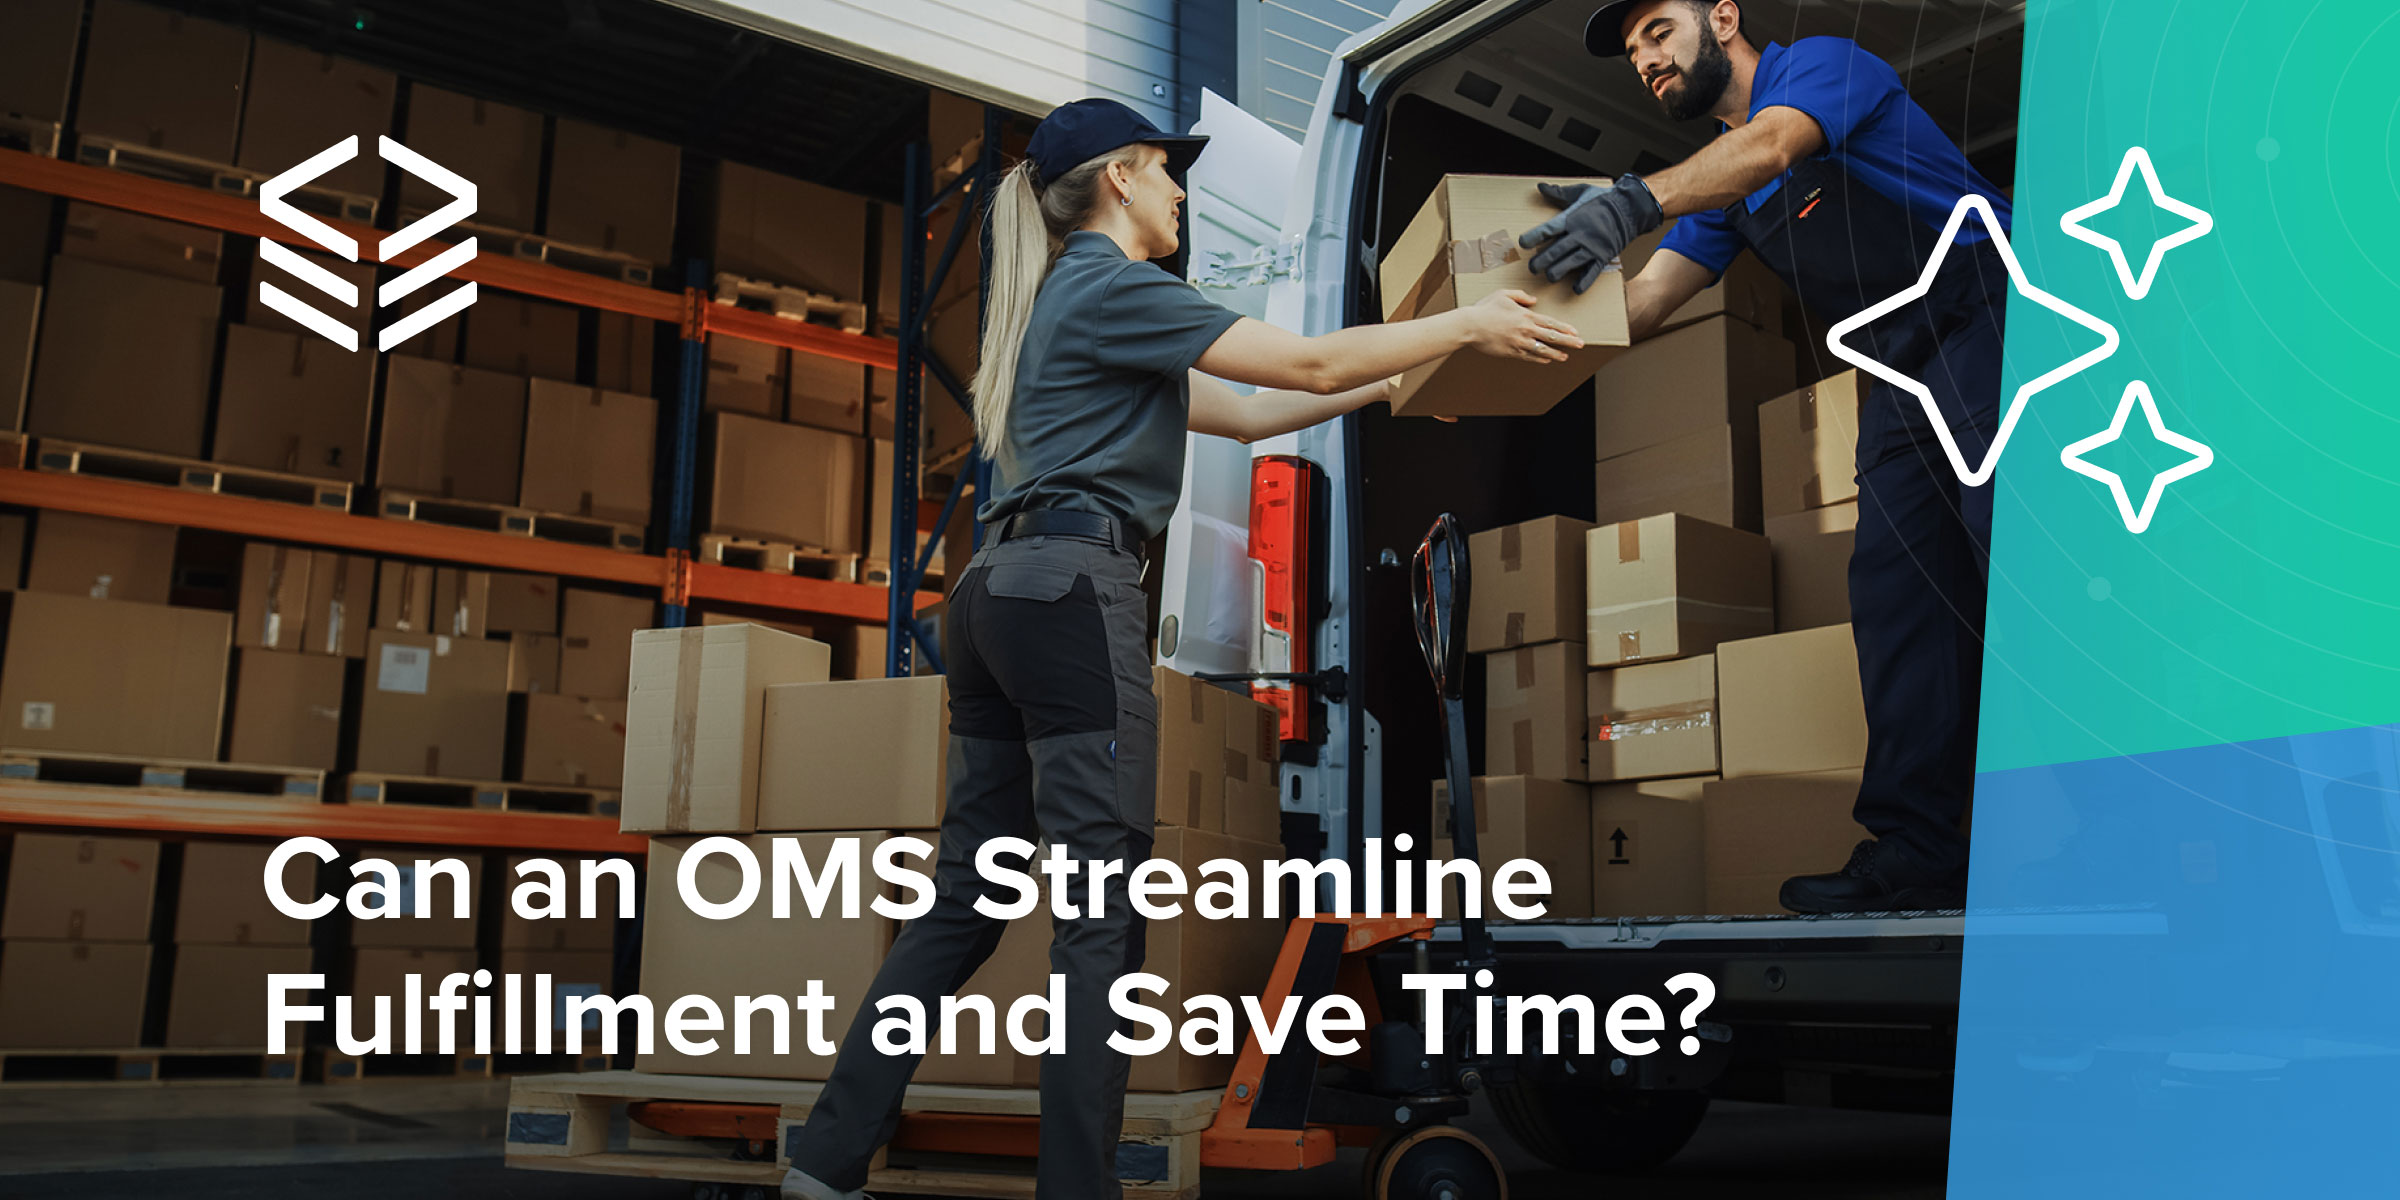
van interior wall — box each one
[1360,96,1600,857]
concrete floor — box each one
[0,1079,1948,1198]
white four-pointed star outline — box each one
[1824,194,2121,487]
[2058,146,2214,301]
[2059,381,2214,534]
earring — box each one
[1121,196,1132,206]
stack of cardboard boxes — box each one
[0,832,160,1048]
[165,842,316,1049]
[622,622,1288,1094]
[345,850,483,1046]
[1760,371,1863,632]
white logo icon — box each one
[2059,381,2215,535]
[2059,146,2215,302]
[258,136,478,351]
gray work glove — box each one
[1519,176,1664,294]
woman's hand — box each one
[1461,289,1582,363]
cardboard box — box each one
[1768,501,1856,632]
[594,313,656,397]
[0,281,37,429]
[1594,424,1759,533]
[1586,654,1718,782]
[26,511,176,603]
[499,854,621,951]
[355,631,509,779]
[76,0,249,163]
[1591,315,1796,460]
[2,832,161,941]
[704,336,784,418]
[349,947,480,1025]
[1483,641,1587,782]
[0,512,26,589]
[521,380,657,525]
[1429,777,1593,919]
[465,294,579,380]
[373,562,488,639]
[825,621,885,681]
[60,201,222,283]
[0,592,229,760]
[1621,220,1790,335]
[1377,175,1631,416]
[0,0,84,126]
[716,165,867,296]
[1126,827,1289,1094]
[1716,625,1867,778]
[1467,516,1592,653]
[166,943,315,1048]
[0,941,151,1049]
[708,413,865,552]
[787,352,873,436]
[621,623,832,834]
[175,841,314,945]
[236,38,394,196]
[435,568,493,640]
[245,245,378,341]
[547,118,679,264]
[497,947,615,1044]
[28,256,219,458]
[1701,770,1866,914]
[402,85,541,231]
[1589,777,1709,917]
[758,677,947,831]
[1223,692,1282,844]
[912,881,1051,1088]
[508,633,562,694]
[1154,667,1226,829]
[345,852,482,949]
[379,357,527,505]
[521,694,628,789]
[0,189,54,288]
[1583,514,1772,667]
[236,545,372,656]
[637,833,901,1079]
[228,648,344,770]
[214,322,376,483]
[487,573,561,635]
[559,589,653,700]
[1760,372,1863,519]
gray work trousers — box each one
[785,534,1158,1199]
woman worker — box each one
[783,98,1580,1200]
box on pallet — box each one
[520,694,628,789]
[1428,777,1594,919]
[1482,641,1586,782]
[759,677,948,831]
[27,511,176,604]
[594,313,657,397]
[379,357,527,505]
[1586,653,1718,782]
[1590,314,1795,460]
[344,852,482,949]
[487,573,562,635]
[374,561,489,639]
[704,336,785,418]
[236,544,372,656]
[216,323,377,483]
[788,352,876,437]
[29,255,219,459]
[1716,624,1867,778]
[546,118,680,264]
[1620,219,1791,335]
[0,941,152,1049]
[1702,770,1867,915]
[236,38,395,196]
[1767,501,1856,632]
[620,622,831,834]
[1590,776,1709,917]
[508,633,562,694]
[177,841,315,945]
[560,589,655,700]
[355,631,509,780]
[402,85,541,230]
[1760,372,1863,519]
[1466,516,1591,653]
[76,0,249,162]
[1594,424,1759,532]
[3,832,161,941]
[1584,514,1773,667]
[60,201,223,283]
[465,294,579,380]
[716,164,867,297]
[1154,666,1225,830]
[166,945,317,1048]
[0,0,84,126]
[0,592,229,761]
[1378,174,1631,416]
[708,412,865,552]
[521,380,657,525]
[229,648,344,770]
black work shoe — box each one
[1779,839,1965,914]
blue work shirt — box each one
[1658,38,2011,275]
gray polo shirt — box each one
[976,231,1244,543]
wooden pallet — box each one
[411,214,656,286]
[0,749,328,802]
[376,490,646,553]
[860,560,945,590]
[0,1046,304,1087]
[505,1071,1212,1199]
[73,134,377,222]
[0,113,63,158]
[711,273,869,335]
[344,772,621,819]
[698,533,858,583]
[320,1049,497,1084]
[32,438,352,511]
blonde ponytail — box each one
[969,146,1146,450]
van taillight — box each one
[1249,455,1316,748]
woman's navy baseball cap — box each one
[1026,98,1208,186]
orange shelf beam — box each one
[0,466,668,587]
[0,785,645,853]
[702,304,900,372]
[0,147,681,323]
[686,561,938,622]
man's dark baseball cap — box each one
[1587,0,1736,55]
[1026,98,1208,187]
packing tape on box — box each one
[1504,612,1526,646]
[665,629,703,829]
[1224,747,1249,783]
[1590,596,1772,662]
[1499,524,1523,572]
[1617,521,1643,563]
[1513,650,1537,689]
[1388,227,1527,323]
[1590,701,1715,742]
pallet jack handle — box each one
[1410,515,1499,986]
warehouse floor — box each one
[0,1081,1946,1198]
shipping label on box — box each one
[1467,516,1592,653]
[1585,514,1773,667]
[1586,654,1718,782]
[355,632,509,779]
[0,591,229,762]
[1715,625,1867,778]
[1760,372,1863,519]
[1590,777,1709,918]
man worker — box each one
[1523,0,2008,913]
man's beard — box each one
[1657,33,1734,121]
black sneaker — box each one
[1779,839,1965,914]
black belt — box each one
[994,509,1142,556]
